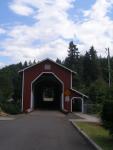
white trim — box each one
[71,72,72,88]
[30,85,34,111]
[19,58,77,75]
[71,97,84,113]
[21,71,24,112]
[31,72,64,111]
[70,88,88,98]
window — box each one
[44,64,51,70]
[43,87,54,101]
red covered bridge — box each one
[19,58,87,113]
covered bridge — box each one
[19,58,87,113]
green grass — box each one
[74,122,113,150]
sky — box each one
[0,0,113,68]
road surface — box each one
[0,111,95,150]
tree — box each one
[28,60,32,66]
[64,41,80,71]
[56,58,62,64]
[0,63,23,114]
[101,101,113,137]
[12,74,22,103]
[88,79,108,104]
[0,63,23,102]
[83,51,91,85]
[23,61,28,68]
[100,56,113,87]
[83,46,100,85]
[33,60,37,65]
[89,46,100,81]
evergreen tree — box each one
[56,58,62,64]
[23,61,28,68]
[83,51,91,86]
[33,60,37,65]
[83,46,100,85]
[64,41,80,71]
[28,60,32,66]
[89,46,100,81]
[0,63,23,103]
[100,56,113,86]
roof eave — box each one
[70,88,88,98]
[18,58,77,74]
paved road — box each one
[0,111,95,150]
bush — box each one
[101,101,113,137]
[1,102,21,114]
[0,91,5,103]
[84,104,102,114]
[88,79,107,104]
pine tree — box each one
[33,60,37,65]
[28,60,32,66]
[83,51,91,86]
[83,46,101,86]
[23,61,28,68]
[89,46,100,81]
[56,58,62,64]
[64,41,80,71]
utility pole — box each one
[106,48,111,88]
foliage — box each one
[82,51,91,85]
[101,101,113,137]
[106,86,113,100]
[83,46,100,86]
[84,104,102,114]
[0,102,21,114]
[88,79,108,104]
[0,63,23,114]
[64,41,80,71]
[89,46,100,81]
[56,58,62,64]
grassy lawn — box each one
[74,121,113,150]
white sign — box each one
[65,96,70,102]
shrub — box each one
[1,102,21,114]
[101,101,113,137]
[88,79,107,104]
[84,104,102,114]
[0,91,5,103]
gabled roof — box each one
[19,58,77,74]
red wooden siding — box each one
[23,59,71,111]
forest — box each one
[0,41,113,114]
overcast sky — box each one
[0,0,113,68]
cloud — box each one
[0,27,6,34]
[0,0,113,68]
[0,0,75,64]
[74,0,113,56]
[9,1,34,16]
[84,0,113,20]
[0,62,6,68]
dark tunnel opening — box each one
[33,74,63,110]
